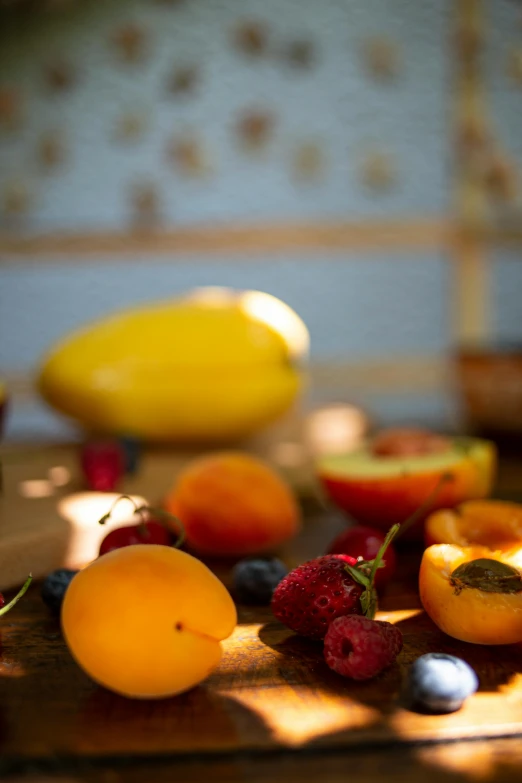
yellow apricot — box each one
[62,545,237,698]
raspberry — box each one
[271,554,363,640]
[323,615,403,680]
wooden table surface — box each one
[1,442,522,782]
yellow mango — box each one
[38,288,309,442]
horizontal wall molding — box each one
[0,219,451,262]
[3,356,452,409]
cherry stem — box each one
[98,494,185,549]
[393,471,453,541]
[0,574,32,617]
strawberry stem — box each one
[98,494,185,549]
[348,471,455,619]
[368,523,400,587]
[0,574,32,617]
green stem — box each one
[368,523,401,587]
[394,471,453,540]
[0,574,32,617]
[98,494,185,549]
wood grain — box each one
[0,219,449,261]
[1,445,522,781]
[1,528,522,764]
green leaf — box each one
[344,564,370,588]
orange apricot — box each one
[62,545,237,698]
[163,452,300,556]
[419,543,522,645]
[425,499,522,551]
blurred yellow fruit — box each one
[38,288,309,442]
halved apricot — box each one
[425,499,522,551]
[419,543,522,644]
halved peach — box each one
[420,543,522,644]
[425,500,522,551]
[316,436,496,539]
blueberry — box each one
[233,558,288,605]
[41,569,78,616]
[118,436,141,475]
[403,653,479,714]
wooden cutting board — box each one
[1,441,522,771]
[0,543,521,765]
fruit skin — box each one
[38,289,308,442]
[324,615,403,680]
[164,452,300,556]
[61,544,237,699]
[271,554,362,640]
[81,441,124,492]
[425,500,522,551]
[402,653,478,714]
[99,520,172,556]
[327,525,396,588]
[419,543,522,644]
[317,438,496,539]
[41,569,79,616]
[233,558,288,605]
[0,593,5,609]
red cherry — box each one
[327,525,397,588]
[0,593,5,609]
[99,520,171,556]
[81,440,124,492]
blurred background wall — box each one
[0,0,521,440]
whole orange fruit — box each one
[164,452,301,556]
[62,544,237,698]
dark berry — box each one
[41,569,78,616]
[403,653,478,714]
[324,615,403,680]
[233,558,288,605]
[0,592,5,609]
[118,436,141,475]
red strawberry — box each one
[327,525,397,588]
[324,615,403,680]
[272,523,400,640]
[271,554,363,640]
